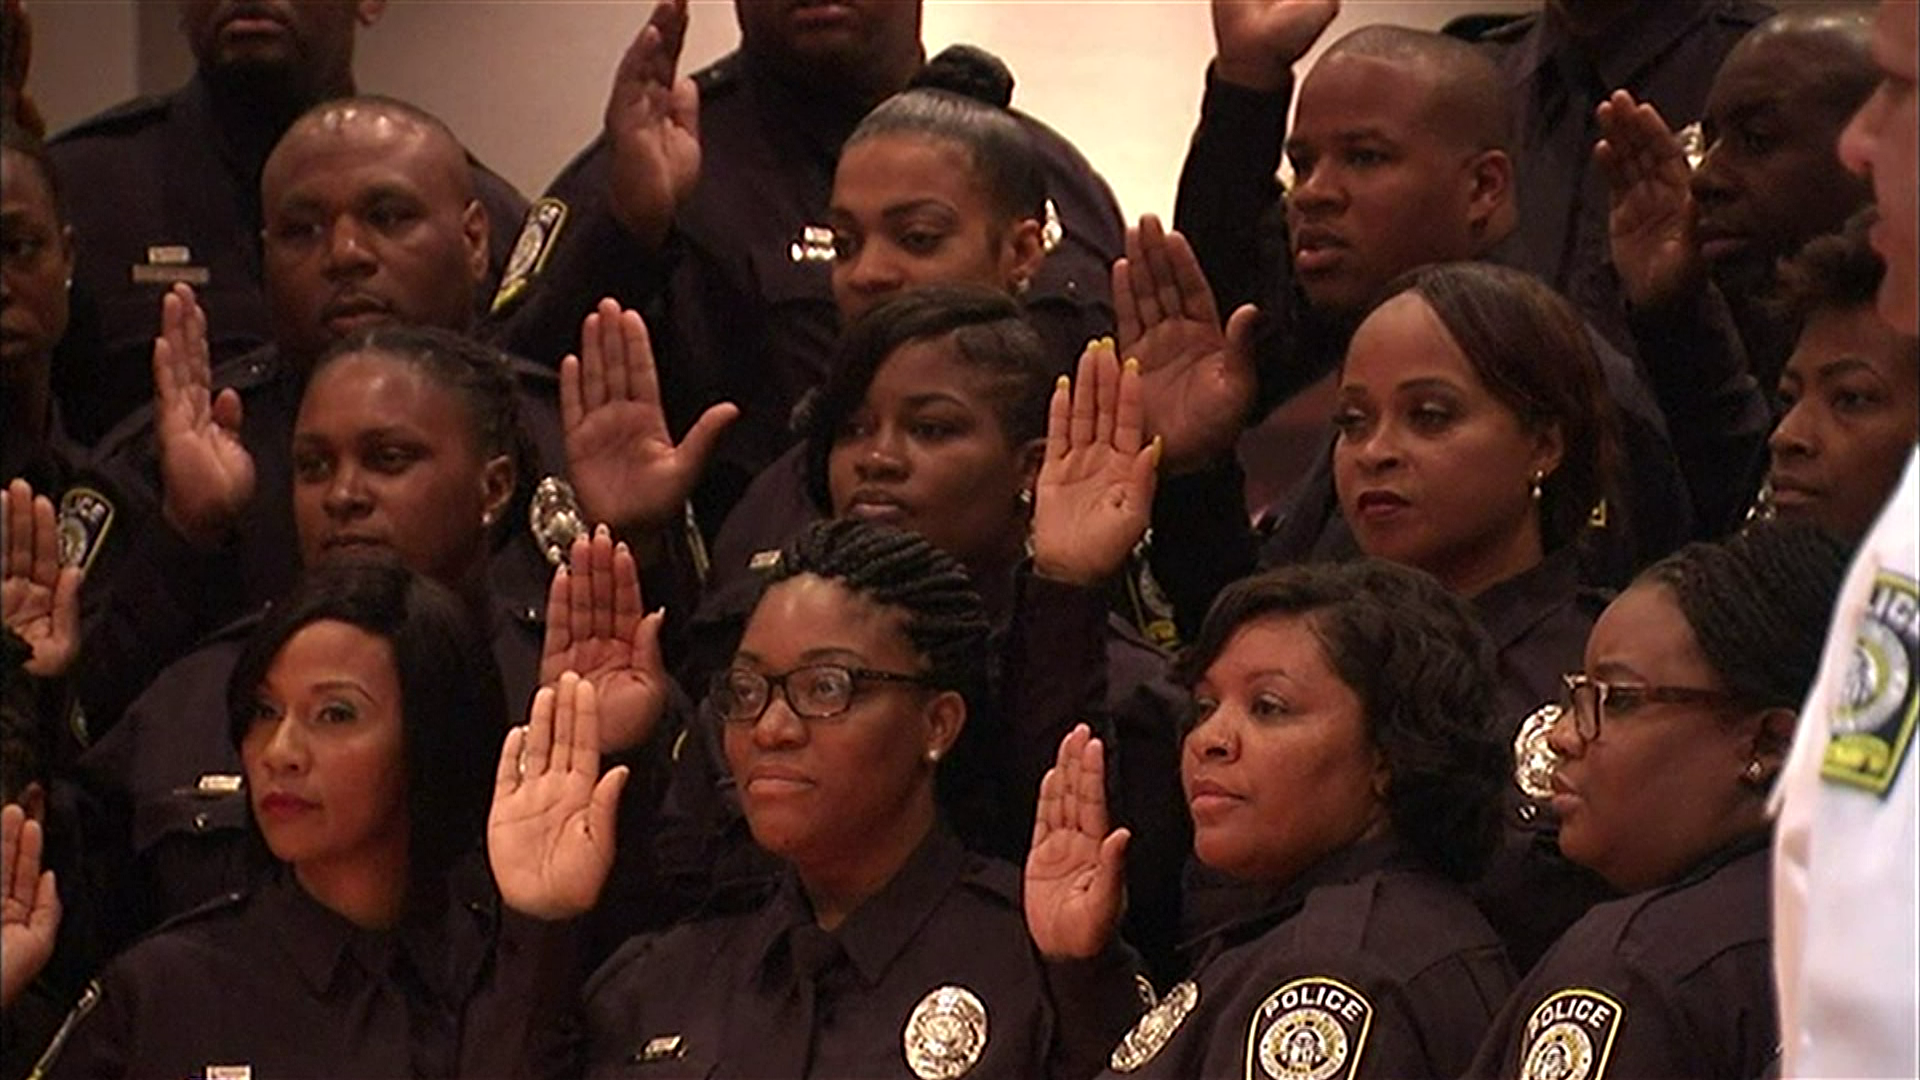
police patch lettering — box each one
[489,198,568,314]
[902,984,987,1079]
[1246,976,1371,1080]
[57,486,115,571]
[1823,570,1919,796]
[1110,979,1199,1072]
[1519,988,1623,1080]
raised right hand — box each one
[1,479,83,679]
[153,284,254,549]
[1116,215,1260,475]
[1030,340,1160,587]
[605,0,701,248]
[1595,89,1703,310]
[1211,0,1341,92]
[1,804,60,1010]
[488,673,631,920]
[1025,725,1130,961]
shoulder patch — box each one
[1246,976,1372,1080]
[1111,979,1198,1073]
[1519,987,1624,1080]
[28,978,102,1079]
[489,197,569,316]
[57,486,116,572]
[1823,570,1919,796]
[902,984,988,1079]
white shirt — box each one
[1774,447,1920,1078]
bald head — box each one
[1321,25,1511,156]
[259,96,489,364]
[1730,10,1878,109]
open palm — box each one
[1,481,82,678]
[1031,340,1160,586]
[606,0,701,247]
[1026,725,1130,961]
[1596,89,1701,308]
[539,526,671,754]
[1117,216,1259,474]
[153,284,254,548]
[489,674,630,920]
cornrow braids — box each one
[1641,522,1851,711]
[766,518,993,710]
[312,324,534,547]
[764,519,1006,853]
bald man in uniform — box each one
[79,97,563,736]
[46,1,528,445]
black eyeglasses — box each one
[711,664,935,724]
[1559,672,1739,741]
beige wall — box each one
[25,0,1866,220]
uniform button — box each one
[1517,803,1538,823]
[194,812,211,830]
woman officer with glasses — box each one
[489,518,1102,1079]
[1466,522,1849,1080]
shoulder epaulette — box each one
[149,887,251,936]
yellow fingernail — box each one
[1150,435,1164,463]
[1056,375,1071,391]
[1123,357,1139,374]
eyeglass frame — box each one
[1558,671,1740,742]
[710,663,938,725]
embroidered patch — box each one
[1110,979,1198,1073]
[56,486,115,572]
[489,198,568,314]
[1246,976,1372,1080]
[1823,570,1919,796]
[902,984,987,1079]
[1519,988,1624,1080]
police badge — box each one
[1823,570,1919,796]
[1519,988,1623,1080]
[490,198,569,315]
[1513,702,1564,800]
[902,985,987,1080]
[57,486,115,572]
[528,475,587,567]
[1246,977,1372,1080]
[1110,979,1198,1072]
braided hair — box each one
[1639,522,1851,711]
[761,518,1005,849]
[310,324,534,549]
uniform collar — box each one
[1472,546,1587,655]
[262,862,493,1001]
[752,825,969,987]
[1193,834,1418,956]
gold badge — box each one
[1822,571,1918,797]
[629,1034,685,1063]
[1513,702,1563,800]
[789,224,836,265]
[528,475,587,567]
[1519,988,1623,1080]
[1110,978,1198,1073]
[1246,977,1371,1080]
[490,198,569,315]
[902,984,987,1080]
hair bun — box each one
[912,44,1015,109]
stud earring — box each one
[926,748,942,764]
[1530,470,1545,502]
[1018,488,1034,509]
[1743,759,1768,785]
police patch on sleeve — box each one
[1519,988,1623,1080]
[902,984,987,1079]
[1110,978,1198,1072]
[57,486,115,572]
[1245,976,1372,1080]
[489,197,568,315]
[1823,570,1919,797]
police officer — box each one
[1029,561,1516,1080]
[36,559,565,1080]
[486,0,1123,536]
[1468,525,1849,1080]
[46,0,529,445]
[79,97,568,733]
[493,520,1084,1078]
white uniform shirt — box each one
[1774,447,1919,1078]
